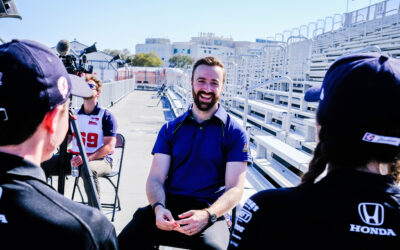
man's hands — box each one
[155,207,210,236]
[154,205,180,231]
[175,209,210,236]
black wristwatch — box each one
[206,209,217,224]
[152,202,165,212]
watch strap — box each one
[205,209,217,224]
[152,202,165,211]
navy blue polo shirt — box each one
[152,105,252,204]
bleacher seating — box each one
[166,1,400,192]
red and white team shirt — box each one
[69,107,106,155]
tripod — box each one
[56,106,101,211]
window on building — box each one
[187,49,191,54]
[209,50,211,54]
[204,50,207,53]
[174,48,178,54]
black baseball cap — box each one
[0,39,92,122]
[304,53,400,147]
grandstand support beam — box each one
[224,59,239,110]
[243,76,293,141]
[261,44,286,75]
[285,35,310,75]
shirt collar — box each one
[179,104,228,125]
[0,152,47,182]
[77,102,100,115]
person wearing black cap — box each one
[228,53,400,249]
[0,39,118,249]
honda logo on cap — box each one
[358,203,384,226]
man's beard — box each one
[192,89,219,111]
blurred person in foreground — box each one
[229,53,400,249]
[0,39,117,250]
[118,57,252,250]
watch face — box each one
[210,214,217,223]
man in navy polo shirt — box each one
[118,57,252,250]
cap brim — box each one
[69,75,92,98]
[304,84,322,102]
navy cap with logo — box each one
[304,53,400,147]
[0,39,92,123]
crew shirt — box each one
[152,105,252,204]
[0,152,118,250]
[69,103,117,155]
[229,169,400,249]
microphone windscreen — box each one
[57,39,70,57]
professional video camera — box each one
[56,39,97,75]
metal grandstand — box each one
[165,0,400,192]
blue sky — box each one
[0,0,379,53]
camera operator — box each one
[0,39,117,249]
[42,74,118,201]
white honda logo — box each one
[358,203,384,226]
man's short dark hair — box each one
[191,57,226,84]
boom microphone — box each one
[56,39,70,57]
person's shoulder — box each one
[2,178,113,228]
[103,109,116,120]
[226,114,246,133]
[163,113,186,131]
[249,185,310,208]
[0,176,116,248]
[36,181,116,238]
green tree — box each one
[129,52,163,67]
[168,55,194,68]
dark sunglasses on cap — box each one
[88,83,97,90]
